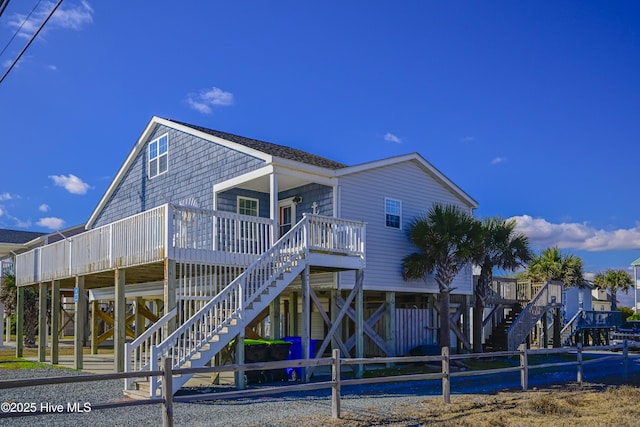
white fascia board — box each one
[336,152,479,209]
[271,157,339,178]
[272,164,338,188]
[213,165,275,193]
[155,117,273,163]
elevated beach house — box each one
[13,117,477,396]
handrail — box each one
[146,216,311,396]
[124,306,178,389]
[507,281,563,351]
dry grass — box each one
[283,383,640,426]
[0,347,112,358]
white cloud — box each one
[8,1,94,39]
[0,207,4,217]
[187,87,234,114]
[49,174,91,195]
[491,157,506,165]
[510,215,640,251]
[37,217,65,230]
[15,218,32,228]
[39,204,50,212]
[461,136,476,142]
[47,65,57,71]
[384,133,402,144]
[0,193,11,201]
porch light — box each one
[292,195,302,205]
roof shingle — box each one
[0,229,45,244]
[167,119,347,170]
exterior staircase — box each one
[505,281,563,351]
[124,218,310,397]
[483,305,522,351]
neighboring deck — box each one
[14,204,366,288]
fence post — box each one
[623,339,629,378]
[331,348,341,419]
[577,341,583,385]
[162,356,174,427]
[441,346,450,404]
[519,343,528,391]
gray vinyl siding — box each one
[338,160,475,295]
[93,124,266,227]
[279,183,333,220]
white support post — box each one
[114,268,126,372]
[270,173,279,242]
[164,259,177,335]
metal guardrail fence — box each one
[0,341,634,426]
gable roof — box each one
[87,116,478,228]
[166,119,347,170]
[336,153,479,209]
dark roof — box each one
[167,119,347,170]
[0,229,46,244]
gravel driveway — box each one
[1,353,638,426]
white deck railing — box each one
[14,205,277,286]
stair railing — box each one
[124,307,177,389]
[146,216,310,394]
[560,309,583,346]
[507,281,563,351]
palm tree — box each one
[473,217,532,353]
[594,269,632,311]
[525,246,584,287]
[402,204,482,348]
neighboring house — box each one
[564,281,594,322]
[0,229,47,272]
[592,288,613,312]
[13,116,478,396]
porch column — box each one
[16,286,24,357]
[269,296,281,339]
[164,259,177,334]
[385,291,396,364]
[38,282,47,362]
[74,276,85,370]
[114,268,126,372]
[51,280,60,364]
[270,173,279,242]
[355,270,364,379]
[301,264,311,381]
[91,300,99,354]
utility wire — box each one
[0,0,63,86]
[0,0,13,19]
[0,0,44,60]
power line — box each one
[0,0,13,19]
[0,0,63,86]
[0,0,44,60]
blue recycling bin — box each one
[283,336,319,381]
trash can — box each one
[283,336,319,381]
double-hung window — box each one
[385,198,402,229]
[237,197,259,217]
[149,134,168,178]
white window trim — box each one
[237,196,260,217]
[384,197,402,230]
[278,197,297,233]
[148,133,169,179]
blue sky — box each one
[0,1,639,303]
